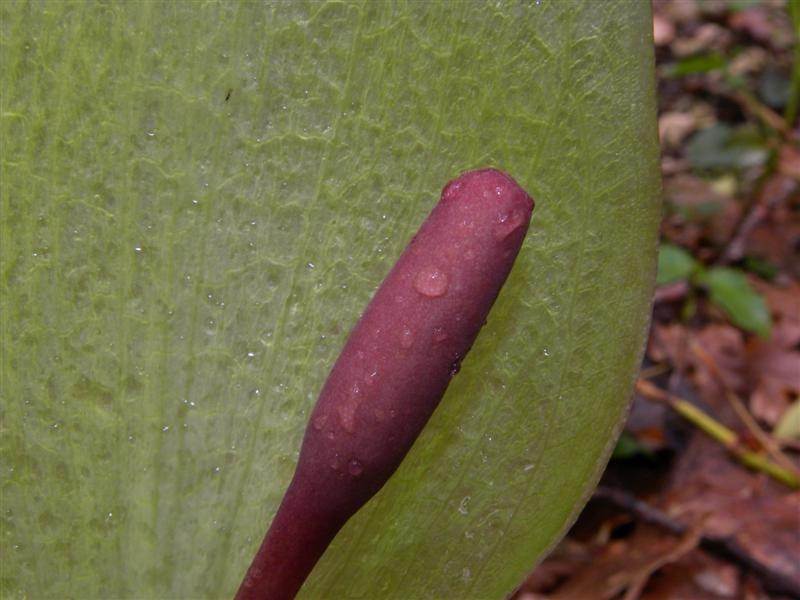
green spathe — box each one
[0,2,660,598]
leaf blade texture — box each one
[0,1,661,598]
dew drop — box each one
[493,209,526,240]
[400,326,414,349]
[543,347,551,357]
[443,181,462,200]
[247,565,262,583]
[338,402,357,433]
[414,267,448,298]
[348,459,364,477]
[432,327,448,343]
[449,359,462,378]
[458,496,470,515]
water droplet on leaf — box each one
[348,459,363,477]
[414,267,448,297]
[493,209,526,240]
[449,359,462,378]
[458,496,470,515]
[400,326,414,349]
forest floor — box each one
[515,1,799,599]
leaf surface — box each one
[0,2,660,598]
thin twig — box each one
[635,379,800,489]
[638,363,671,380]
[728,390,800,474]
[717,176,797,265]
[700,75,794,140]
[593,486,800,599]
[725,88,793,139]
[653,280,690,305]
[620,523,703,600]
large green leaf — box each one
[1,2,660,598]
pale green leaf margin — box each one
[0,1,660,598]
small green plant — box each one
[657,243,772,337]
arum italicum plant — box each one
[1,2,660,599]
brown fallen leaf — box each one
[747,281,800,427]
[660,0,700,25]
[748,341,800,427]
[728,5,795,49]
[530,526,703,600]
[662,432,800,590]
[732,174,800,277]
[659,111,697,148]
[641,548,741,599]
[653,13,676,47]
[778,145,800,180]
[648,323,748,406]
[671,23,732,57]
[661,174,741,252]
[728,46,769,77]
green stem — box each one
[636,380,800,489]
